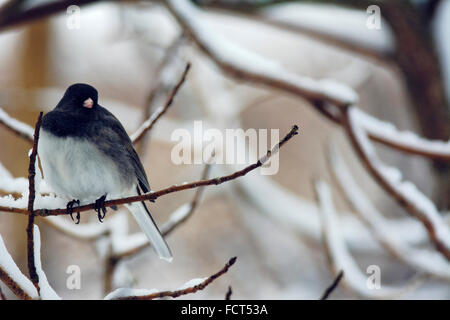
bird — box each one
[38,83,172,261]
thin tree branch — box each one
[0,124,299,217]
[116,256,237,300]
[131,62,191,144]
[26,112,43,294]
[320,270,344,300]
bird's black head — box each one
[60,83,99,110]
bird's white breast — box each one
[38,129,129,203]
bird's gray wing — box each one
[89,106,150,193]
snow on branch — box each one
[314,180,425,299]
[328,142,450,280]
[0,107,34,142]
[164,0,358,111]
[343,106,450,261]
[357,109,450,161]
[0,234,39,300]
[104,256,237,300]
[32,225,61,300]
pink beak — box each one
[83,98,94,109]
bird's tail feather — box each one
[125,201,173,262]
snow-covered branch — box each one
[0,107,34,143]
[343,106,450,261]
[0,234,39,300]
[104,256,236,300]
[314,180,425,299]
[328,142,450,280]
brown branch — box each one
[132,62,191,144]
[26,112,43,293]
[0,268,33,300]
[0,124,299,217]
[342,107,450,261]
[320,270,344,300]
[117,256,237,300]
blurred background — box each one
[0,0,449,299]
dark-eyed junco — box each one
[38,83,172,261]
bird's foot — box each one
[67,199,81,224]
[94,195,107,223]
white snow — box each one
[33,225,61,300]
[328,143,450,279]
[177,277,207,290]
[315,180,425,298]
[0,234,39,299]
[130,105,165,142]
[355,108,450,157]
[161,203,192,233]
[167,0,358,105]
[262,3,395,54]
[104,287,158,300]
[0,107,34,139]
[348,107,450,252]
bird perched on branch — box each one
[38,83,172,261]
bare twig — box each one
[116,256,237,300]
[26,112,43,293]
[131,62,191,144]
[225,285,232,300]
[320,270,344,300]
